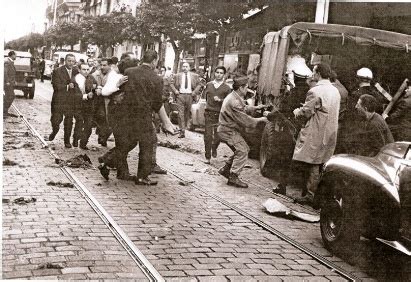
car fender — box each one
[316,155,401,238]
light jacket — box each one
[293,79,340,164]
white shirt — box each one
[179,72,192,94]
[65,67,72,79]
[102,71,124,97]
[75,73,86,94]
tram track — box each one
[11,99,359,281]
[11,104,164,282]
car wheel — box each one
[320,189,361,255]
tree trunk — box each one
[170,40,180,73]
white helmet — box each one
[356,67,373,80]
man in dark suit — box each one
[4,50,17,117]
[170,62,202,138]
[49,53,80,148]
[118,50,163,185]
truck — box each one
[255,22,411,176]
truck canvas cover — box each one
[258,22,411,98]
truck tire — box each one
[259,121,276,177]
[259,119,295,177]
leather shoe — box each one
[135,177,158,186]
[152,165,167,174]
[73,139,79,148]
[98,164,110,180]
[48,132,57,141]
[227,173,248,188]
[205,158,211,164]
[178,131,185,138]
[272,184,286,195]
[64,143,72,148]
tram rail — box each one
[11,104,164,282]
[11,102,359,281]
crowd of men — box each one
[3,49,411,199]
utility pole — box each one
[53,0,58,25]
[315,0,330,24]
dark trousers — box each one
[288,161,322,196]
[176,94,193,131]
[3,86,15,114]
[204,110,220,159]
[50,104,81,143]
[101,118,154,179]
[94,96,112,143]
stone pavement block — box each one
[86,273,118,279]
[211,268,241,276]
[3,270,33,279]
[263,269,312,276]
[238,268,266,276]
[61,267,91,274]
[197,276,228,282]
[303,277,331,282]
[192,263,222,270]
[58,273,88,279]
[168,264,195,271]
[184,269,214,276]
[31,268,62,277]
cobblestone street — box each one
[3,81,410,280]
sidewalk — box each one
[2,116,148,280]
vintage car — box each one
[256,22,411,176]
[314,142,411,256]
[4,50,36,99]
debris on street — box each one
[193,167,219,175]
[178,180,195,186]
[3,159,18,166]
[13,197,37,205]
[263,198,319,223]
[55,154,93,169]
[46,181,74,188]
[38,263,64,269]
[158,140,201,154]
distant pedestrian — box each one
[39,58,46,83]
[170,62,202,138]
[203,66,231,164]
[49,54,80,148]
[3,50,17,117]
[217,76,268,188]
[292,63,340,203]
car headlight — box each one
[24,73,28,77]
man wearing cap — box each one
[4,51,17,117]
[217,76,268,188]
[350,67,387,114]
[170,62,202,138]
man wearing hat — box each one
[350,67,387,114]
[217,76,268,188]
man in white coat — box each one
[292,63,340,203]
